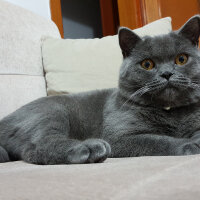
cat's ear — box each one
[118,27,141,58]
[178,15,200,46]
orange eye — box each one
[141,59,154,70]
[175,54,188,65]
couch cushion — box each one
[0,75,46,118]
[0,155,200,200]
[0,0,60,75]
[42,17,172,95]
[0,0,60,119]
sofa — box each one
[1,1,200,200]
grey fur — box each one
[1,15,200,164]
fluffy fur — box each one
[1,16,200,164]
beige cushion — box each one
[0,75,46,118]
[0,155,200,199]
[0,0,60,119]
[42,17,172,95]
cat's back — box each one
[0,88,116,123]
[0,88,116,142]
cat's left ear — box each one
[118,27,142,58]
[178,15,200,46]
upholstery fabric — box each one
[0,0,60,119]
[42,17,172,95]
[0,0,60,75]
[0,155,200,200]
[0,75,46,118]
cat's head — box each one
[118,15,200,109]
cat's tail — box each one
[0,146,10,163]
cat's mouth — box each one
[128,77,200,108]
[157,86,177,100]
[143,78,199,108]
[141,80,189,107]
[150,79,190,98]
[147,78,192,94]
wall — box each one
[61,0,102,39]
[4,0,51,19]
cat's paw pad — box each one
[67,139,111,164]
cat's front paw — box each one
[0,146,9,163]
[67,139,111,164]
[177,142,200,155]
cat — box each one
[0,15,200,165]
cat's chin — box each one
[158,87,176,99]
[155,87,183,108]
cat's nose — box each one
[161,71,173,80]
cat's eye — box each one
[141,59,154,70]
[175,54,188,66]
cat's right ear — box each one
[118,27,141,58]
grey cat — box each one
[1,15,200,164]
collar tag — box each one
[163,106,171,111]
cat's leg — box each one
[106,134,189,157]
[21,134,111,165]
[0,146,10,163]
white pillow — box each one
[42,17,172,95]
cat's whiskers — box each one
[191,82,200,89]
[170,76,193,89]
[170,81,190,88]
[191,78,200,87]
[133,80,163,98]
[121,76,200,110]
[169,76,200,90]
[120,86,148,109]
[120,80,166,109]
[191,77,200,81]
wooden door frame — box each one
[140,0,161,25]
[50,0,64,38]
[117,0,162,29]
[100,0,119,36]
